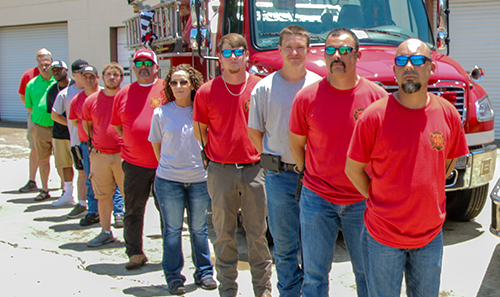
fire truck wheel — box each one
[446,184,489,221]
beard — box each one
[401,81,422,94]
[56,74,67,82]
[138,68,151,78]
[329,60,346,74]
[105,83,120,90]
[228,66,241,75]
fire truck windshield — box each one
[251,0,435,50]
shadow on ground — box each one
[34,214,73,223]
[87,262,162,276]
[51,223,101,232]
[443,219,485,246]
[24,202,73,213]
[3,187,60,195]
[477,242,500,296]
[60,240,125,252]
[123,283,201,296]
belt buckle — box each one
[235,163,244,169]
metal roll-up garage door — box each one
[444,0,500,138]
[0,22,69,122]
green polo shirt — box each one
[25,75,56,127]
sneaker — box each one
[51,192,75,207]
[195,276,217,290]
[168,280,186,295]
[80,213,100,226]
[87,231,115,247]
[114,214,124,228]
[67,204,88,218]
[19,180,38,193]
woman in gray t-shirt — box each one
[149,64,216,294]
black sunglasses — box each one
[169,80,189,87]
[394,55,432,66]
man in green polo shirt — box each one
[25,54,56,201]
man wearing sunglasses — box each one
[193,33,272,297]
[248,25,321,297]
[111,48,164,270]
[346,38,469,296]
[289,28,387,297]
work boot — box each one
[125,254,148,270]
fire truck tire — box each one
[446,184,489,221]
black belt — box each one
[211,161,260,169]
[281,163,296,171]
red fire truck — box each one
[124,0,496,221]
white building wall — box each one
[0,0,164,121]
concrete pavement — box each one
[1,121,500,296]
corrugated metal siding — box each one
[0,22,69,122]
[443,1,500,138]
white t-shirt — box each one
[148,101,206,183]
[53,84,84,147]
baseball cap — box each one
[80,65,98,77]
[71,59,89,73]
[50,60,68,70]
[132,48,158,65]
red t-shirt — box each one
[193,75,261,163]
[347,93,469,249]
[18,67,40,95]
[289,77,387,205]
[111,80,164,169]
[82,90,123,154]
[68,92,90,142]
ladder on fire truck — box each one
[123,0,184,53]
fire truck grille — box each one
[382,85,466,122]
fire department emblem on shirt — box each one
[429,131,445,151]
[150,96,162,108]
[244,98,250,112]
[353,108,365,122]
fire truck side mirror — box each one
[191,0,208,28]
[469,66,484,82]
[436,0,450,53]
[190,28,207,50]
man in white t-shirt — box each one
[248,25,320,297]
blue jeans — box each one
[300,186,367,297]
[154,177,214,284]
[362,227,443,297]
[266,169,302,297]
[80,142,124,215]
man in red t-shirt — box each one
[82,63,125,247]
[111,48,163,270]
[17,48,51,193]
[193,33,272,297]
[289,28,387,297]
[345,39,469,297]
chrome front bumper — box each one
[445,144,497,191]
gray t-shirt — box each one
[148,101,206,183]
[248,70,321,164]
[52,84,84,147]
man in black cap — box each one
[52,59,89,218]
[46,60,76,207]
